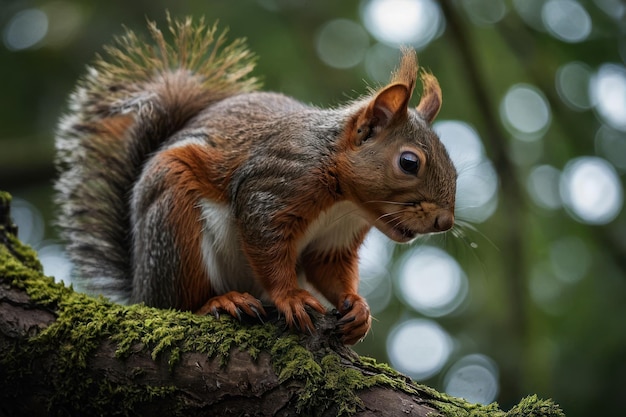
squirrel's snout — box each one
[433,210,454,232]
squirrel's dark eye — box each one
[399,151,420,174]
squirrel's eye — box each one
[399,151,420,174]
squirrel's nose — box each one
[434,210,454,232]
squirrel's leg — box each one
[131,156,212,310]
[134,146,262,320]
[241,243,326,335]
[301,248,372,345]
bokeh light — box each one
[541,0,592,43]
[526,165,562,210]
[11,197,45,246]
[435,121,483,171]
[590,63,626,132]
[10,198,72,284]
[555,61,593,111]
[396,246,468,317]
[593,0,625,19]
[360,0,443,49]
[316,19,369,69]
[444,354,499,404]
[358,229,394,313]
[455,161,498,223]
[549,235,591,284]
[364,43,400,83]
[595,125,626,172]
[513,0,547,31]
[387,318,453,380]
[462,0,508,25]
[3,8,48,51]
[500,84,551,141]
[435,120,498,223]
[38,243,72,284]
[560,156,623,225]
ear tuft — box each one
[416,70,442,124]
[390,47,418,99]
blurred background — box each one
[1,0,625,415]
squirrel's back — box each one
[54,16,259,302]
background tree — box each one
[1,1,624,416]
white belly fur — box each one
[199,200,267,300]
[199,199,369,300]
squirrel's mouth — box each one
[379,222,418,244]
[370,208,420,244]
[393,225,418,242]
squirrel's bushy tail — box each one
[55,15,259,302]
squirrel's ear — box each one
[416,71,442,124]
[368,83,410,129]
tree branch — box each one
[0,191,563,417]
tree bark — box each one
[0,191,564,417]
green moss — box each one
[272,337,325,413]
[0,190,384,415]
[0,234,43,281]
[1,238,564,416]
[355,354,564,417]
[426,394,564,417]
[270,341,428,416]
[506,395,565,417]
[107,302,280,369]
[0,192,42,273]
[0,229,290,414]
[1,190,564,416]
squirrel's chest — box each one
[296,201,369,255]
[198,199,368,298]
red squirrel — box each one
[55,17,456,345]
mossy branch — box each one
[0,191,564,417]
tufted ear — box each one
[416,71,442,124]
[390,47,418,100]
[368,83,410,129]
[417,71,442,123]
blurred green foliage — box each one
[1,1,625,416]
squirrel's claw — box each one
[196,291,266,324]
[274,288,326,336]
[250,306,265,323]
[336,293,372,345]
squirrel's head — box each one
[338,49,456,243]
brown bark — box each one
[0,273,437,416]
[0,192,563,417]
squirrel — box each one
[54,16,457,345]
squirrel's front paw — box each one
[196,291,266,321]
[274,289,326,335]
[337,293,371,345]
